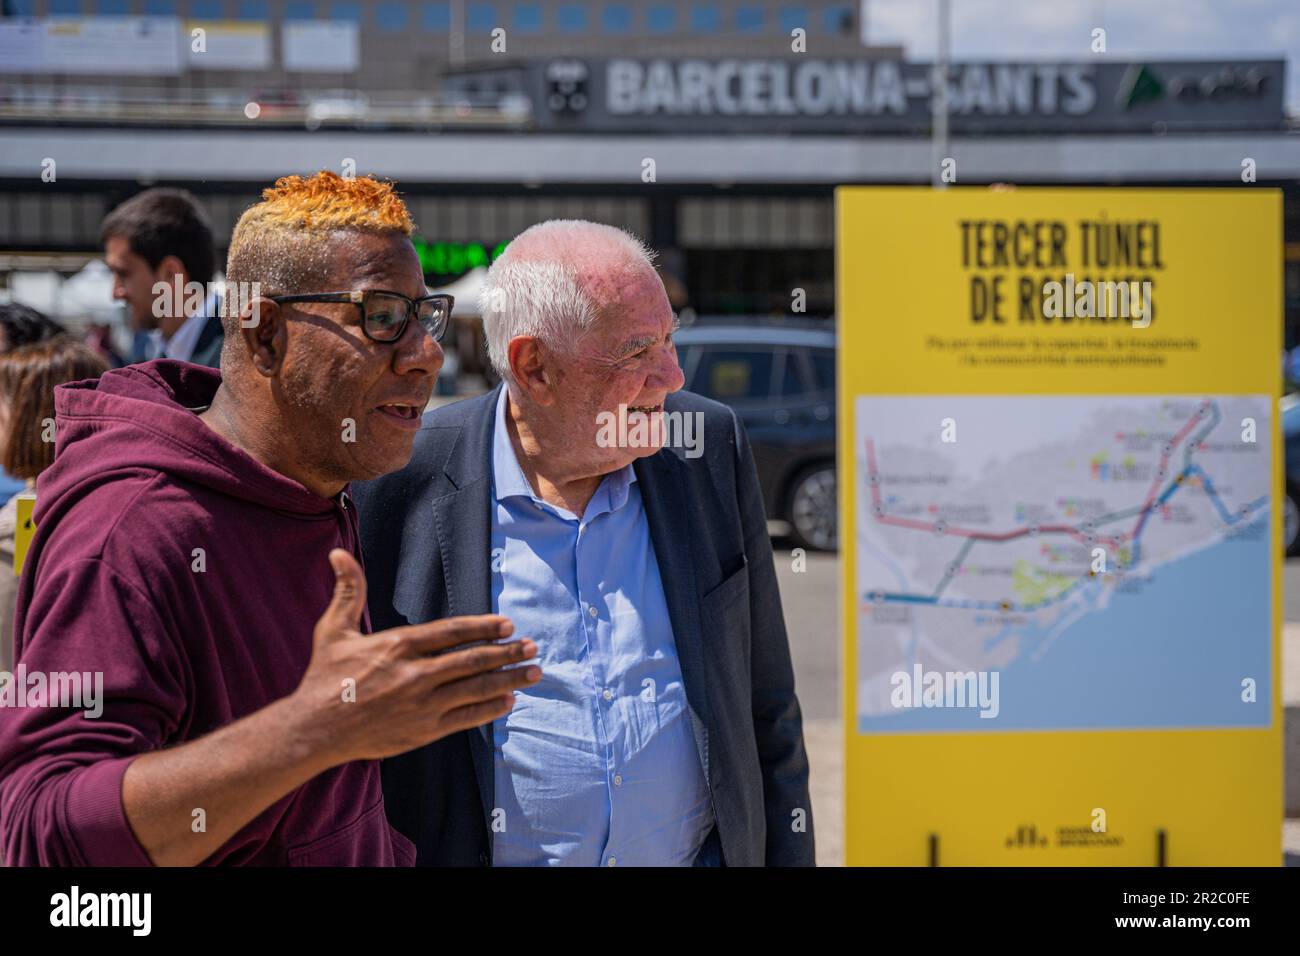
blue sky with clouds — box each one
[864,0,1299,110]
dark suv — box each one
[675,321,837,551]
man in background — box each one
[101,188,224,368]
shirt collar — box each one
[163,311,208,362]
[492,386,535,502]
[163,291,219,363]
[491,386,637,517]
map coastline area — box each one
[855,395,1272,733]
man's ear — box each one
[507,336,555,406]
[155,254,188,287]
[239,296,288,378]
[152,255,190,318]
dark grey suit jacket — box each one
[188,313,224,370]
[353,385,815,866]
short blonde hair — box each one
[225,171,415,319]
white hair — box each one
[479,219,656,383]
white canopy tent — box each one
[58,259,119,324]
[433,265,486,318]
[5,259,120,330]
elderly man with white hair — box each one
[354,220,814,867]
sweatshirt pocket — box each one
[287,799,407,867]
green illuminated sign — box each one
[413,238,508,276]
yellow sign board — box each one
[838,187,1282,865]
[13,492,34,578]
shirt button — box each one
[602,688,613,701]
[607,857,617,867]
[613,774,623,787]
[588,605,598,618]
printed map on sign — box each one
[855,395,1272,733]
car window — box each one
[678,345,702,392]
[776,348,807,398]
[811,348,835,393]
[695,347,776,401]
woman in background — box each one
[0,305,66,506]
[0,334,109,673]
[0,304,63,355]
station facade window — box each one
[556,3,585,32]
[329,2,360,22]
[646,4,674,33]
[375,2,408,29]
[691,5,720,33]
[735,5,763,32]
[780,5,807,32]
[513,3,541,32]
[422,2,450,30]
[602,4,631,33]
[823,3,853,34]
[467,3,496,31]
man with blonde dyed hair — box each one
[357,219,814,866]
[0,172,540,866]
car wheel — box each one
[1286,487,1300,556]
[787,463,837,552]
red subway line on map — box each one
[864,438,1126,546]
[861,400,1211,549]
[1133,401,1210,527]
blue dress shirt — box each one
[489,387,714,866]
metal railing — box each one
[0,85,533,130]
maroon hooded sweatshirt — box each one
[0,360,415,866]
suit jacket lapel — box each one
[635,449,712,784]
[431,386,500,829]
[194,311,223,354]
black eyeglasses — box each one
[268,289,454,344]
